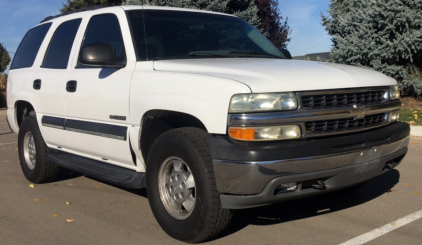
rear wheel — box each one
[146,128,232,243]
[18,115,59,183]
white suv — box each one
[6,5,409,243]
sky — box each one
[0,0,332,72]
[278,0,332,56]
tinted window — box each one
[11,23,52,69]
[43,19,82,69]
[127,10,284,61]
[80,14,125,63]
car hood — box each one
[153,58,396,93]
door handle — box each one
[33,79,41,90]
[66,80,77,92]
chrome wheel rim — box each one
[23,131,36,170]
[158,157,196,220]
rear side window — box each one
[11,23,52,70]
[80,14,125,64]
[43,19,82,69]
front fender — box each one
[129,64,251,134]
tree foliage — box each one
[255,0,291,49]
[0,43,11,74]
[60,0,123,13]
[322,0,422,96]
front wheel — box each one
[18,115,59,183]
[146,128,232,243]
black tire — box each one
[146,128,232,243]
[18,115,59,183]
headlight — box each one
[229,125,301,141]
[390,85,400,100]
[229,93,298,113]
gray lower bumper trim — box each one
[214,137,409,195]
[220,147,407,209]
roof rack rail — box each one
[40,5,113,23]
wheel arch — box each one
[14,100,36,128]
[139,109,208,162]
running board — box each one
[46,148,145,189]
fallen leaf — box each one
[413,192,420,195]
[413,142,419,145]
[390,190,397,192]
[34,199,40,201]
[53,215,60,218]
[391,223,397,226]
[29,184,36,188]
[405,183,410,186]
[68,183,74,186]
[420,198,422,201]
[95,185,101,188]
[66,219,74,223]
[66,202,71,205]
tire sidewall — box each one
[18,115,48,183]
[146,129,215,242]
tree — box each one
[0,43,11,74]
[322,0,422,96]
[255,0,291,49]
[61,0,123,13]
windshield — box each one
[127,10,285,61]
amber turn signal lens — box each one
[229,125,301,141]
[229,128,255,140]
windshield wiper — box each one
[229,50,282,59]
[188,51,229,57]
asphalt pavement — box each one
[0,113,421,245]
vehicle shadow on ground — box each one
[55,169,85,182]
[214,170,400,241]
[84,175,149,198]
[54,167,399,242]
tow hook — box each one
[312,180,326,190]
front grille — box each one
[301,91,386,108]
[306,113,388,134]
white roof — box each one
[39,5,236,27]
[121,5,235,17]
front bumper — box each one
[209,122,410,209]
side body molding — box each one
[41,116,128,141]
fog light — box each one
[275,182,297,194]
[229,125,301,141]
[389,111,400,123]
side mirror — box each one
[279,48,292,60]
[78,43,126,68]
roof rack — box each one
[40,5,113,23]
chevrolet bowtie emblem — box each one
[350,105,370,119]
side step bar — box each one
[46,148,145,189]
